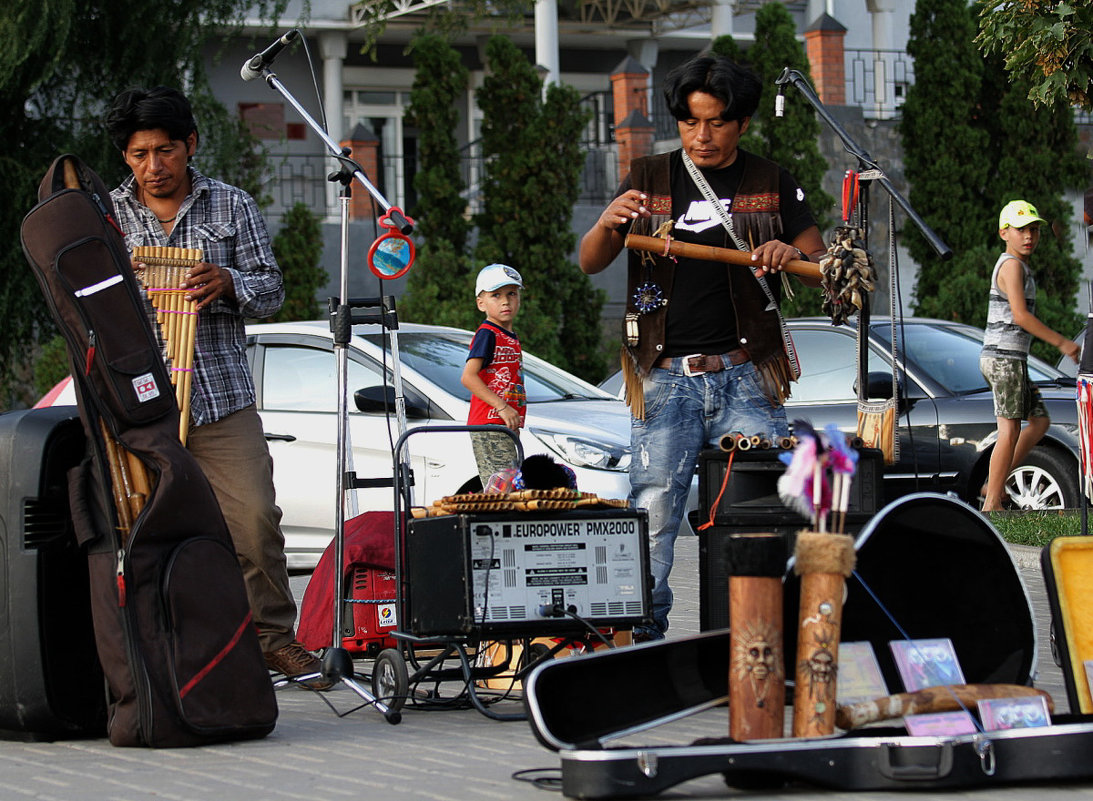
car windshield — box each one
[871,321,1060,394]
[359,331,611,403]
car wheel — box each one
[1006,447,1079,510]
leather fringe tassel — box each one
[756,353,795,407]
[621,347,645,421]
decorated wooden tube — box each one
[725,532,786,740]
[791,531,856,737]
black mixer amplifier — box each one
[404,509,651,637]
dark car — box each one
[600,317,1082,510]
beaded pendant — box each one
[633,282,667,314]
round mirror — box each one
[368,232,415,279]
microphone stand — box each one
[253,63,411,723]
[774,69,951,478]
[774,68,950,262]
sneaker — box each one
[631,626,665,644]
[265,641,333,691]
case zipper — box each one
[116,547,127,607]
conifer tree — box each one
[900,0,991,315]
[473,36,607,380]
[270,202,327,322]
[903,0,1084,358]
[399,33,477,330]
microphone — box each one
[240,29,300,81]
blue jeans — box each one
[631,357,788,634]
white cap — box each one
[475,263,523,295]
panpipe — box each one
[131,246,201,445]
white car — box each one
[40,321,695,570]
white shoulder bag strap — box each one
[681,151,801,380]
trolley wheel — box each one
[372,648,409,712]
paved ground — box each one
[0,534,1090,800]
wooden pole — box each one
[725,532,787,740]
[624,233,822,282]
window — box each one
[262,346,382,411]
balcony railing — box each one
[844,48,913,120]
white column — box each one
[535,0,560,91]
[319,31,348,219]
[866,0,897,116]
[867,0,897,52]
[711,0,735,40]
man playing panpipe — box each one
[105,86,329,689]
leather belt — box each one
[655,350,749,376]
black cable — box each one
[511,767,564,792]
[553,606,615,650]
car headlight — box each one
[530,430,631,472]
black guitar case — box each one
[524,493,1093,797]
[19,153,277,747]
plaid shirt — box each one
[111,167,284,427]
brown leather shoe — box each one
[265,641,333,691]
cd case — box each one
[889,637,966,691]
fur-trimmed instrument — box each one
[792,531,855,737]
[131,246,201,445]
[624,233,822,282]
[836,684,1054,730]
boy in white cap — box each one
[979,200,1079,511]
[461,263,526,487]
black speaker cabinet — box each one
[405,510,651,637]
[696,446,883,522]
[0,407,105,738]
[695,447,882,632]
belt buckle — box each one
[682,354,705,377]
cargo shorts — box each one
[979,356,1047,420]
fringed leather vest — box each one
[621,150,796,418]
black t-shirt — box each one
[619,150,815,356]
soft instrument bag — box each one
[20,153,277,747]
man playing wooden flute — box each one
[105,86,330,689]
[579,55,825,641]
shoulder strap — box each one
[682,151,800,380]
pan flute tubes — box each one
[791,531,856,737]
[725,532,787,740]
[131,246,202,445]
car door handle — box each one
[264,432,297,443]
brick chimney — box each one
[804,13,848,106]
[611,57,654,180]
[339,122,380,220]
[614,109,655,182]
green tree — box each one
[980,60,1085,359]
[976,0,1093,110]
[473,36,607,381]
[901,0,992,317]
[904,0,1085,359]
[0,1,293,409]
[399,32,477,330]
[734,7,835,230]
[271,202,327,322]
